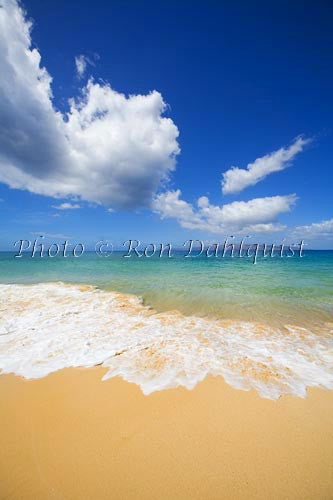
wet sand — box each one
[0,369,332,499]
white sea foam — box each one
[0,282,332,399]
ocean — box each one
[0,250,332,399]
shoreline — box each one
[1,281,332,399]
[1,368,333,499]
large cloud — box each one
[222,137,309,195]
[0,0,180,209]
[152,190,297,234]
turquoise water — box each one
[1,251,332,398]
[0,250,332,327]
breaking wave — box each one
[0,282,332,399]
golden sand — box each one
[0,369,332,499]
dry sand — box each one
[0,368,332,499]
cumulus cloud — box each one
[152,190,297,234]
[222,137,310,194]
[0,0,180,210]
[51,203,81,210]
[292,218,333,239]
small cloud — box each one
[222,137,310,195]
[292,218,333,239]
[106,208,114,213]
[51,203,81,210]
[75,55,88,78]
[75,53,98,78]
[30,232,72,239]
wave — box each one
[0,282,332,399]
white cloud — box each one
[51,203,81,210]
[30,232,72,239]
[0,0,180,210]
[75,54,98,78]
[222,137,310,194]
[243,223,286,233]
[75,55,88,78]
[152,190,297,234]
[293,218,333,239]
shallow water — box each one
[0,249,332,399]
[0,282,332,399]
[1,250,332,328]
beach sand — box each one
[0,369,332,499]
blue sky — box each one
[0,0,332,249]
